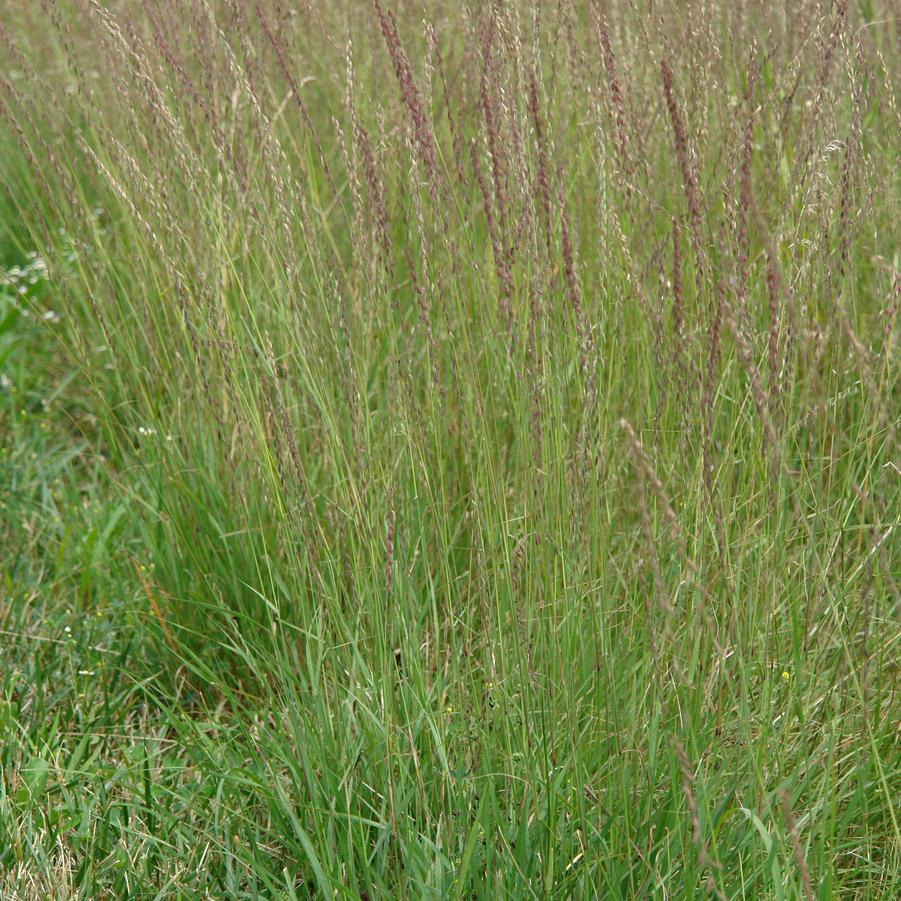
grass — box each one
[0,0,898,897]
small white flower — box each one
[42,310,61,324]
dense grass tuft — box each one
[1,1,898,896]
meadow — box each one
[0,1,898,897]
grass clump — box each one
[1,0,898,896]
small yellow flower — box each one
[485,681,494,690]
[445,705,454,714]
[781,671,790,681]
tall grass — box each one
[1,0,898,895]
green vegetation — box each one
[1,1,898,897]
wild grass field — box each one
[0,0,898,897]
